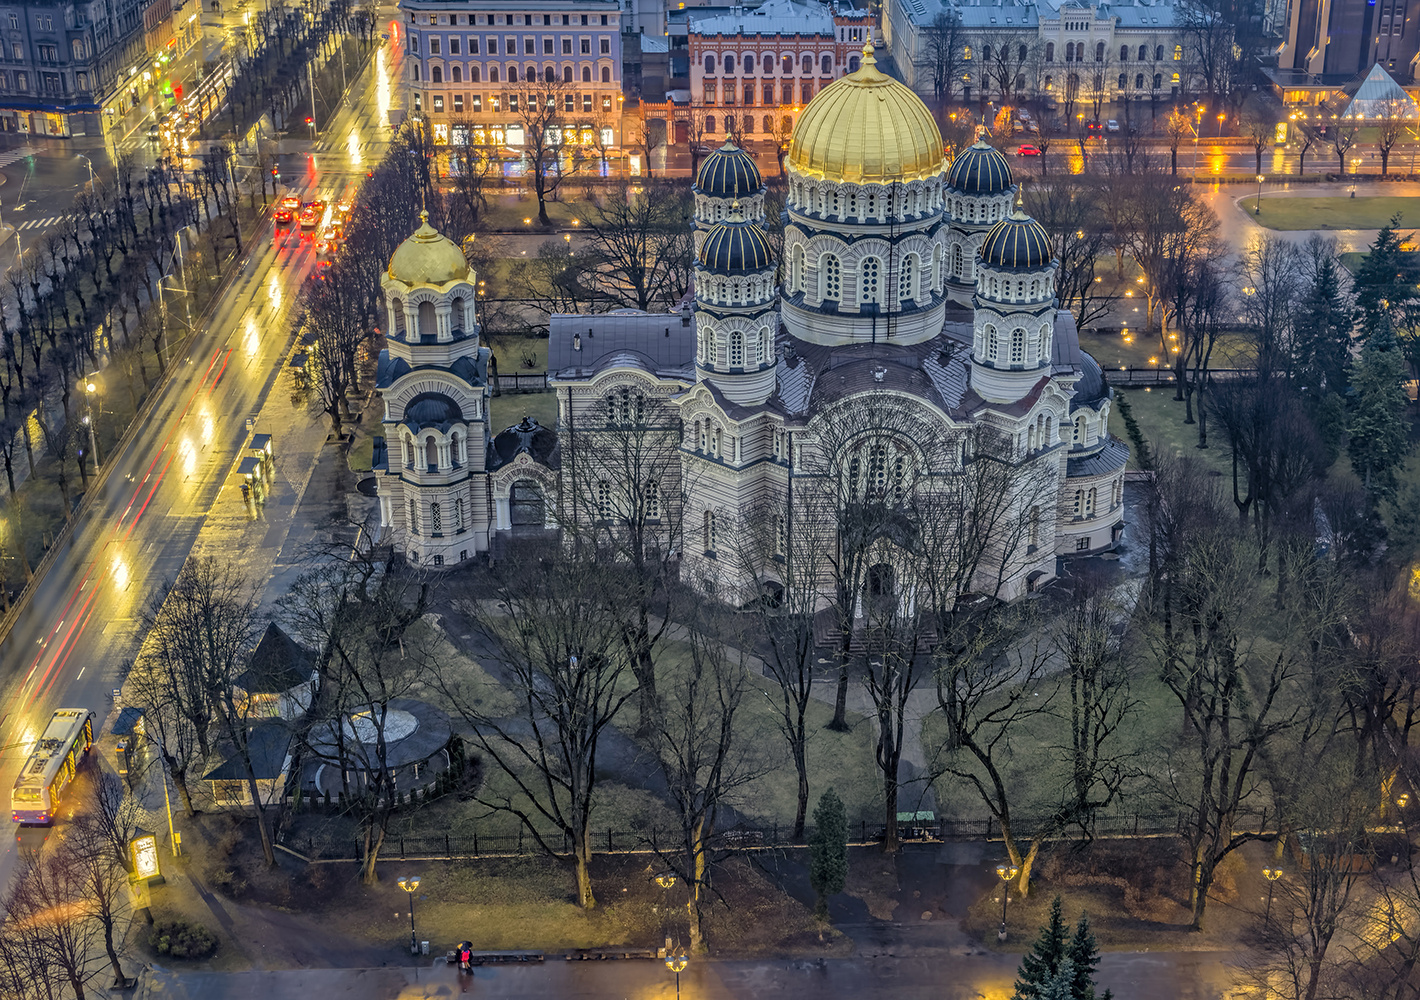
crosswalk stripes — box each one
[0,145,37,168]
[16,216,70,231]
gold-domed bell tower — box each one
[375,211,492,565]
[694,200,778,406]
[779,43,952,347]
[971,209,1058,404]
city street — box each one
[0,25,404,894]
[136,950,1245,1000]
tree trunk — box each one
[242,767,276,866]
[101,913,127,986]
[792,740,808,841]
[882,767,899,853]
[574,841,596,909]
[830,622,851,731]
[361,822,387,884]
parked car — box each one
[1016,143,1042,157]
[1106,119,1121,133]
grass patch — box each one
[346,424,374,473]
[480,196,591,231]
[1108,386,1231,477]
[1242,195,1416,231]
[486,334,548,373]
[489,391,558,433]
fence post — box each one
[861,820,866,842]
[473,832,479,857]
[773,821,778,844]
[608,828,613,852]
[446,833,451,858]
[400,836,405,859]
[518,827,524,852]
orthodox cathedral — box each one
[373,45,1126,600]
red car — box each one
[1016,143,1042,157]
[274,196,301,224]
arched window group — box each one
[859,257,881,306]
[844,438,915,504]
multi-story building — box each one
[399,0,625,152]
[0,0,179,136]
[1276,0,1420,89]
[886,0,1207,108]
[688,0,873,144]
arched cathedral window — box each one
[899,254,917,304]
[729,332,745,367]
[984,324,998,361]
[952,244,963,278]
[791,244,805,293]
[1010,328,1026,365]
[821,254,841,301]
[860,257,881,306]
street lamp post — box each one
[665,953,688,999]
[82,378,100,468]
[397,875,422,955]
[1262,867,1282,924]
[1255,173,1264,214]
[995,862,1020,941]
[1351,156,1361,197]
[1217,111,1226,138]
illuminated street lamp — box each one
[398,875,422,955]
[81,377,101,467]
[1255,173,1264,214]
[1262,867,1283,924]
[995,862,1020,941]
[1217,111,1226,137]
[665,953,688,998]
[1351,156,1362,197]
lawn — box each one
[479,195,592,231]
[1108,385,1232,477]
[489,391,558,433]
[486,334,548,373]
[1243,195,1417,231]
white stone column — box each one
[379,495,392,526]
[495,496,511,530]
[403,304,419,340]
[436,302,452,341]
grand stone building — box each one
[374,46,1126,600]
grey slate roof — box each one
[235,623,315,695]
[1066,437,1129,478]
[1051,309,1083,376]
[692,0,835,36]
[202,724,292,782]
[549,310,696,379]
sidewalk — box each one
[136,949,1241,999]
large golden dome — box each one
[388,211,469,286]
[787,45,946,184]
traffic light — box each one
[305,117,313,125]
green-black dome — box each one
[698,205,774,274]
[947,140,1014,196]
[980,209,1052,269]
[695,142,764,198]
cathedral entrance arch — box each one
[867,563,896,603]
[509,480,546,532]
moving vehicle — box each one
[12,709,95,825]
[299,200,326,229]
[1105,119,1121,133]
[1016,143,1041,157]
[275,195,301,224]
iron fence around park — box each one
[1105,366,1254,386]
[494,373,549,393]
[278,810,1210,864]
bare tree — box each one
[1142,480,1323,930]
[442,554,635,909]
[1164,106,1192,176]
[647,598,767,951]
[1023,176,1118,329]
[144,559,272,866]
[924,10,964,103]
[558,388,686,729]
[510,77,576,226]
[286,548,430,883]
[7,848,101,1000]
[1332,124,1359,177]
[578,184,693,312]
[69,779,137,989]
[1373,99,1411,176]
[728,494,824,840]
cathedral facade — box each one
[373,46,1126,601]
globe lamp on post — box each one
[397,876,422,955]
[995,862,1020,941]
[1255,173,1264,214]
[666,953,688,998]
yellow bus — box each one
[12,709,95,825]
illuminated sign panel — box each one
[131,834,159,880]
